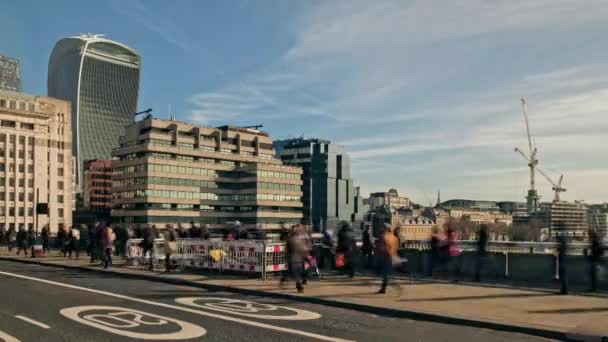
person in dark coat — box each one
[337,221,356,278]
[16,225,28,256]
[588,230,605,292]
[41,225,50,253]
[88,223,98,262]
[56,225,67,255]
[27,226,36,258]
[428,227,441,277]
[7,226,16,252]
[361,226,374,268]
[474,225,489,282]
[189,222,202,239]
[285,225,308,293]
[557,234,569,295]
[177,223,189,239]
[164,224,178,272]
[0,225,5,248]
[142,224,157,270]
[201,224,211,240]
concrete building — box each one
[273,138,354,231]
[83,159,113,210]
[352,186,369,224]
[48,34,141,188]
[369,189,410,211]
[0,90,72,233]
[0,55,21,92]
[588,204,608,241]
[548,201,588,239]
[447,208,513,225]
[111,117,303,231]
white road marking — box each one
[0,271,354,342]
[0,330,21,342]
[175,297,322,320]
[14,316,50,329]
[60,306,206,340]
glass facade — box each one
[48,35,141,188]
[0,55,21,92]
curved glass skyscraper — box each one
[48,34,141,187]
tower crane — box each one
[537,168,566,202]
[514,97,540,214]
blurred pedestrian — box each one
[102,224,115,269]
[16,225,27,256]
[141,224,156,271]
[320,228,335,270]
[79,225,89,257]
[285,225,309,293]
[7,226,16,252]
[27,226,36,258]
[189,221,201,239]
[361,225,374,269]
[0,225,5,249]
[337,221,356,278]
[201,224,211,240]
[443,227,461,281]
[71,225,81,259]
[88,223,98,262]
[474,225,489,282]
[428,227,441,277]
[177,223,188,239]
[164,224,178,272]
[376,224,401,295]
[251,224,267,240]
[57,225,67,255]
[41,225,50,253]
[588,230,604,292]
[557,234,569,295]
[63,226,74,257]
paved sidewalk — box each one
[2,254,607,341]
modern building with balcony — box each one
[0,90,73,233]
[111,117,303,232]
[48,34,141,189]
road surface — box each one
[0,260,553,341]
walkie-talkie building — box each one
[48,34,141,188]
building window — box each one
[18,164,24,173]
[58,168,64,177]
[8,193,14,202]
[9,135,15,143]
[57,194,64,203]
[9,101,16,110]
[18,179,24,187]
[58,181,64,190]
[58,208,63,218]
[28,192,33,201]
[8,178,14,187]
[27,208,33,216]
[18,136,25,145]
[8,151,14,159]
[18,102,25,111]
[20,123,34,130]
[0,207,4,215]
[0,99,5,108]
[27,165,33,173]
[18,207,24,216]
[28,103,35,112]
[18,192,24,201]
[27,179,33,188]
[9,207,14,216]
[58,154,64,163]
[27,137,34,145]
[0,164,4,172]
[18,150,24,159]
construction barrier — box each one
[126,238,288,277]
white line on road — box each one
[0,271,354,342]
[14,316,50,329]
[0,329,21,342]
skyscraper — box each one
[0,55,22,92]
[274,138,355,231]
[48,34,141,188]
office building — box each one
[274,138,355,231]
[112,117,303,231]
[48,34,141,188]
[588,204,608,241]
[0,55,21,92]
[83,159,113,210]
[548,201,588,239]
[369,189,410,211]
[0,90,72,232]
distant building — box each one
[0,90,73,233]
[83,159,113,210]
[398,219,439,241]
[369,189,410,212]
[548,201,588,239]
[588,203,608,241]
[112,117,303,231]
[0,55,21,92]
[447,208,512,225]
[440,199,499,211]
[274,138,355,231]
[352,186,369,229]
[48,34,141,189]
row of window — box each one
[0,135,35,145]
[0,207,64,217]
[0,164,35,174]
[0,192,34,201]
[252,170,300,180]
[115,189,301,202]
[113,176,301,192]
[0,178,34,188]
[113,164,301,182]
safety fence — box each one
[126,238,288,278]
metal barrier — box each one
[126,238,288,277]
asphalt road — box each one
[0,260,554,342]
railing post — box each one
[262,240,267,280]
[504,252,509,278]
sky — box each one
[2,0,608,204]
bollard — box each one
[504,252,509,278]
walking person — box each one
[376,224,401,295]
[164,224,178,272]
[63,226,73,258]
[189,222,201,239]
[474,225,489,282]
[7,226,16,252]
[141,224,156,271]
[27,226,36,258]
[285,225,308,293]
[337,221,356,278]
[361,225,375,269]
[71,225,81,259]
[16,225,27,256]
[57,225,67,256]
[41,225,50,254]
[588,230,605,292]
[0,225,5,251]
[557,234,569,295]
[428,227,441,277]
[88,223,98,262]
[201,224,211,240]
[443,227,461,281]
[177,223,188,239]
[102,224,115,269]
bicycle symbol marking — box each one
[175,297,321,320]
[60,306,206,340]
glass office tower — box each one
[48,34,141,188]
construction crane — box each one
[514,97,540,214]
[537,168,566,202]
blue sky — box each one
[2,0,608,204]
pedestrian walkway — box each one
[1,254,607,340]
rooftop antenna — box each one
[168,104,176,121]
